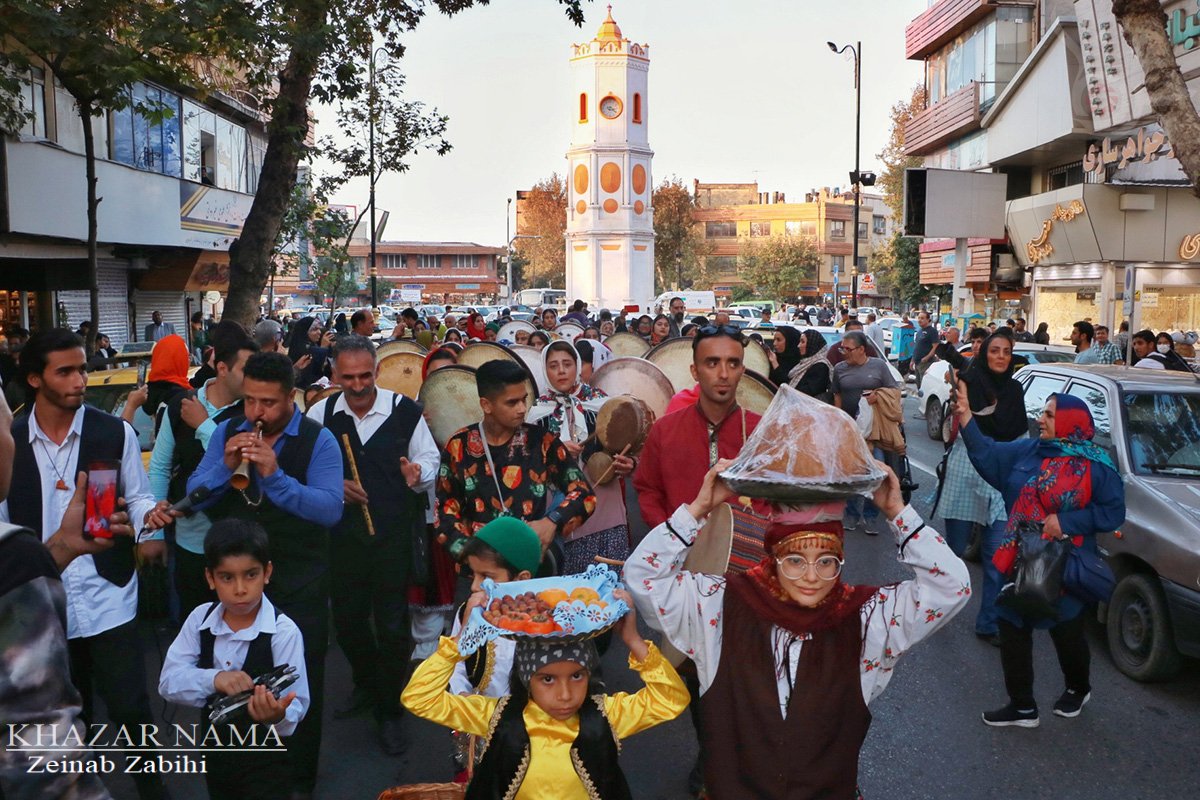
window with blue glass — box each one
[109,82,182,178]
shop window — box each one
[705,221,737,238]
[1047,160,1084,191]
[579,93,588,123]
[633,93,642,123]
[750,221,772,237]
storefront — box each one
[1006,183,1200,338]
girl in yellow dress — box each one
[402,588,689,800]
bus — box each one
[517,288,566,308]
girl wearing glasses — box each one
[626,463,970,799]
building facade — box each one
[2,55,268,346]
[691,182,894,305]
[349,241,503,305]
[905,0,1200,340]
[564,8,655,312]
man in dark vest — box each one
[305,334,440,755]
[147,320,258,615]
[0,329,166,800]
[187,351,343,800]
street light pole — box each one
[506,197,512,300]
[829,40,863,309]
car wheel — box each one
[962,523,981,563]
[925,397,943,441]
[1106,572,1183,682]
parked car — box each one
[919,343,1077,440]
[1007,364,1200,682]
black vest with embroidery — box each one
[165,390,244,504]
[321,391,422,553]
[206,414,328,602]
[10,406,134,586]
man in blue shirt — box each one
[188,351,342,799]
[911,310,940,413]
[1072,320,1101,365]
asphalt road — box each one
[106,390,1199,799]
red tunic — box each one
[633,403,760,529]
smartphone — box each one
[83,460,121,540]
[137,360,149,386]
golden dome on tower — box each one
[596,6,623,41]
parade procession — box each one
[2,2,1200,800]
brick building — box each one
[348,241,504,304]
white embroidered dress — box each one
[624,505,971,714]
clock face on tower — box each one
[599,95,622,119]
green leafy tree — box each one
[1,0,225,351]
[215,1,587,326]
[738,235,821,300]
[515,174,567,288]
[652,177,712,292]
[876,84,927,221]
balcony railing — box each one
[903,82,980,156]
[906,0,994,60]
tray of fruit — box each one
[457,564,630,654]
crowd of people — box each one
[0,293,1145,800]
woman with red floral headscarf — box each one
[626,464,969,799]
[465,312,487,342]
[957,388,1125,728]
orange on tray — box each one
[537,588,570,608]
[570,586,601,605]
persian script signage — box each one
[1083,128,1174,179]
[1026,201,1086,265]
[1180,232,1200,261]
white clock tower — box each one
[565,7,654,312]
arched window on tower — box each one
[633,93,642,124]
[579,93,588,123]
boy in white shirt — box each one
[159,519,309,800]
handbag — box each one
[1063,546,1115,604]
[997,523,1071,620]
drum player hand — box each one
[562,440,585,461]
[686,459,735,521]
[399,457,422,486]
[610,453,635,478]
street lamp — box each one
[507,233,541,301]
[827,40,876,309]
[368,46,388,308]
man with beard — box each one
[187,352,343,799]
[305,335,439,755]
[1,330,165,800]
[668,296,687,338]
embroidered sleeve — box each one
[858,507,972,704]
[624,504,726,694]
[401,637,496,737]
[435,436,472,545]
[602,642,690,739]
[544,434,596,537]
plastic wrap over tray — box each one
[719,384,887,502]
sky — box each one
[321,0,927,246]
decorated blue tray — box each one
[457,564,629,655]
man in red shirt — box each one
[635,325,761,529]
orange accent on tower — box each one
[603,199,619,213]
[574,164,589,195]
[600,162,621,193]
[632,164,647,195]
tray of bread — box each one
[456,564,629,654]
[719,384,887,502]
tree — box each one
[1,1,221,351]
[652,177,712,292]
[515,173,567,288]
[218,1,587,326]
[876,84,927,221]
[1113,1,1200,198]
[738,235,822,299]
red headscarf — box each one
[421,346,457,380]
[147,334,191,389]
[465,313,487,341]
[729,518,877,637]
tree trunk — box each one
[80,104,100,355]
[223,1,329,327]
[1113,0,1200,198]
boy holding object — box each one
[159,520,309,800]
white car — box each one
[918,342,1078,440]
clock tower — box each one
[565,6,654,312]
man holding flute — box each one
[187,351,342,800]
[305,335,439,756]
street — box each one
[104,391,1199,800]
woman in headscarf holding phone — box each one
[957,389,1124,728]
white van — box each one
[654,291,717,315]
